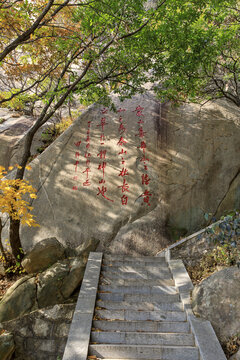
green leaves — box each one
[152,0,240,106]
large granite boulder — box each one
[0,258,85,322]
[2,94,240,254]
[192,266,240,342]
[22,237,65,274]
[0,331,15,360]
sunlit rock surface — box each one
[4,92,239,254]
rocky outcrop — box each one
[0,236,98,323]
[0,257,84,322]
[2,94,239,254]
[22,237,65,274]
[0,331,15,360]
[192,266,240,342]
[1,304,74,360]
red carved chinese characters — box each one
[72,140,82,190]
[97,108,114,202]
[116,108,129,205]
[83,121,92,186]
[134,105,152,206]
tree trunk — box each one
[0,217,6,260]
[9,218,23,260]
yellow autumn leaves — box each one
[0,165,39,227]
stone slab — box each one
[100,278,175,286]
[95,309,186,321]
[189,315,227,360]
[91,331,194,346]
[103,256,167,262]
[96,300,183,311]
[103,259,167,266]
[102,264,171,272]
[124,293,180,302]
[89,344,199,359]
[97,292,180,303]
[62,252,102,360]
[101,270,172,280]
[98,284,177,295]
[169,260,194,293]
[92,320,190,333]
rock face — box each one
[0,331,15,360]
[2,94,239,254]
[192,266,240,342]
[0,108,38,169]
[22,237,65,274]
[0,257,85,322]
[1,304,74,360]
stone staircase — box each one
[88,254,199,360]
[63,252,227,360]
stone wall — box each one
[1,304,75,360]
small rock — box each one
[11,113,21,118]
[22,237,65,274]
[0,331,15,360]
[230,349,240,360]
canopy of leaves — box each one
[0,0,239,116]
[151,0,240,106]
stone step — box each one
[102,259,167,267]
[91,331,195,346]
[98,285,177,295]
[94,309,186,321]
[97,292,180,302]
[89,344,199,360]
[96,300,183,311]
[101,270,173,281]
[100,278,175,286]
[103,255,167,263]
[92,320,190,333]
[102,264,171,273]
